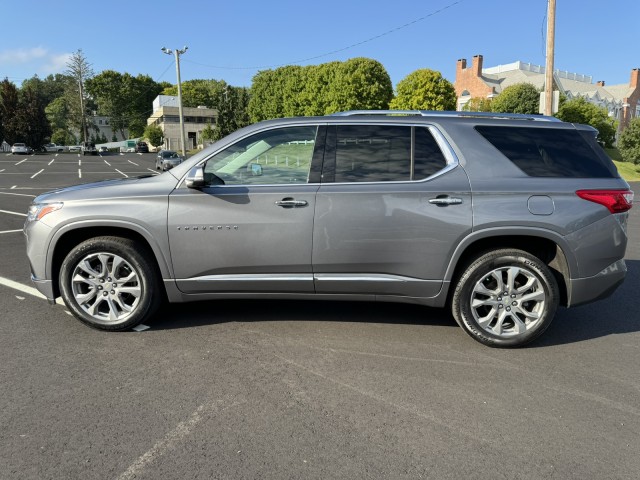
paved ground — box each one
[0,151,639,479]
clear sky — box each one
[1,0,638,90]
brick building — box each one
[454,54,640,131]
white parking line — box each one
[0,229,23,234]
[31,169,44,179]
[116,169,128,178]
[104,160,111,166]
[0,276,64,305]
[11,185,16,189]
[79,169,82,179]
[48,159,55,165]
[147,168,158,174]
[79,159,81,166]
[0,192,36,197]
[0,169,5,172]
[128,160,139,166]
[15,158,27,165]
[0,209,27,217]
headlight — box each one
[27,202,63,222]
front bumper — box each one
[568,259,626,307]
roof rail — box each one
[331,110,562,122]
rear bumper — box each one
[568,259,626,307]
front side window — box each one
[203,126,318,185]
[333,125,447,183]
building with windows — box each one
[146,95,218,151]
[91,115,128,142]
[454,55,639,131]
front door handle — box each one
[275,198,308,208]
[429,196,463,206]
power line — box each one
[182,0,465,71]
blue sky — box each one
[1,0,638,90]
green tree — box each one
[128,118,146,138]
[16,81,51,147]
[249,58,392,122]
[51,128,75,145]
[390,68,456,111]
[490,83,540,115]
[555,97,616,147]
[143,124,164,148]
[86,70,128,139]
[618,118,640,164]
[214,85,251,140]
[0,78,20,144]
[200,121,216,144]
[65,49,94,142]
[462,97,493,112]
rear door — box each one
[312,123,472,299]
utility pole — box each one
[78,79,87,143]
[161,46,188,158]
[544,0,556,116]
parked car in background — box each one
[26,146,34,154]
[135,141,149,153]
[11,143,28,155]
[23,110,633,348]
[42,143,65,152]
[155,150,184,171]
[98,146,109,153]
[68,145,81,153]
[81,141,97,156]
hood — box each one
[34,173,179,204]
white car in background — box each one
[11,143,29,155]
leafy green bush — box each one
[556,97,616,147]
[491,83,540,115]
[390,69,456,111]
[618,118,640,164]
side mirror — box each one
[185,166,205,188]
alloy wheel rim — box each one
[470,266,546,338]
[70,252,141,324]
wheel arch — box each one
[444,229,574,307]
[48,222,172,299]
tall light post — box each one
[544,0,556,116]
[161,46,188,157]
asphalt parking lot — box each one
[1,150,639,479]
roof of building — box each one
[475,61,630,105]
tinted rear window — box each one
[475,126,618,178]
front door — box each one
[168,125,323,294]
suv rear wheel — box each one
[451,249,559,348]
[59,236,161,331]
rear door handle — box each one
[275,198,308,208]
[429,196,463,206]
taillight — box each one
[576,189,634,214]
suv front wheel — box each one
[451,249,559,348]
[59,236,161,331]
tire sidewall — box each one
[59,237,158,331]
[453,250,559,348]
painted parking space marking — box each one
[0,169,4,173]
[0,276,64,305]
[0,229,23,234]
[48,159,55,165]
[104,160,111,166]
[116,169,128,178]
[0,209,27,217]
[31,169,44,179]
[128,160,139,166]
[15,158,28,165]
[79,169,82,179]
[0,192,36,197]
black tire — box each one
[451,249,559,348]
[59,236,162,331]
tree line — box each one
[2,50,637,163]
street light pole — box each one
[161,46,188,157]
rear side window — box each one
[333,125,447,183]
[475,126,618,178]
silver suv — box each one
[24,111,633,347]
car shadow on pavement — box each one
[149,298,457,331]
[533,259,640,347]
[149,261,640,347]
